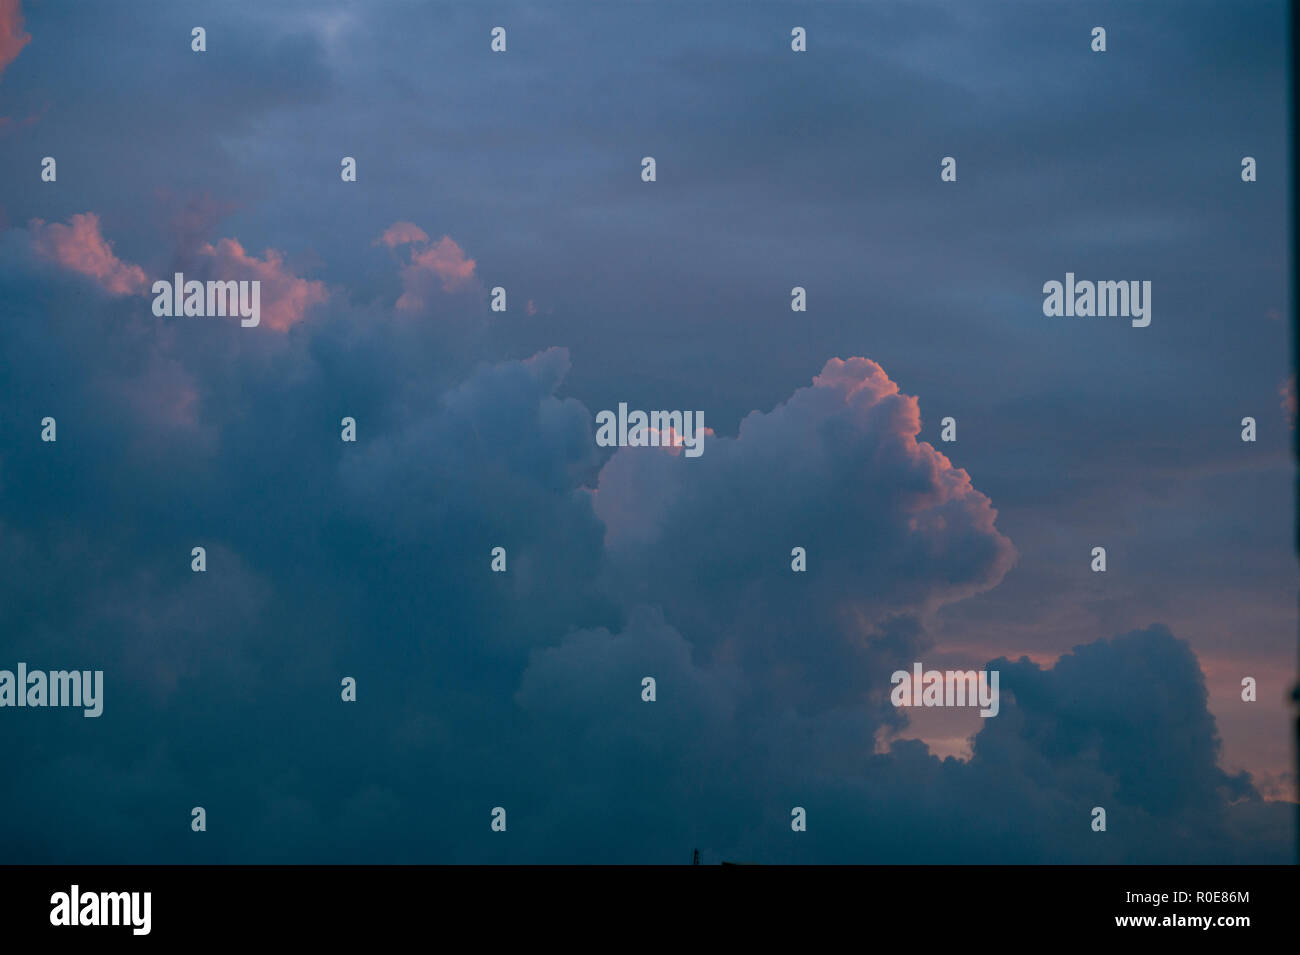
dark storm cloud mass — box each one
[0,0,1292,862]
[520,619,1288,863]
[0,226,1286,861]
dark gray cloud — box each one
[0,0,1291,862]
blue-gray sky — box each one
[0,0,1293,862]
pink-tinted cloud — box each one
[375,221,477,310]
[407,237,475,291]
[594,354,1017,638]
[646,425,716,456]
[0,0,30,76]
[1280,375,1295,429]
[374,221,430,249]
[196,238,328,332]
[29,213,148,295]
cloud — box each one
[516,605,738,738]
[337,346,608,633]
[195,238,328,332]
[515,618,1289,863]
[373,221,430,249]
[158,190,240,258]
[375,222,478,310]
[0,0,1291,865]
[411,239,476,287]
[592,355,1017,712]
[0,278,1287,860]
[28,213,147,295]
[0,0,29,76]
[0,216,1288,864]
[981,626,1252,815]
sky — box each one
[0,0,1294,863]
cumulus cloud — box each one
[375,221,478,309]
[0,235,1288,862]
[515,619,1288,863]
[340,346,600,527]
[24,210,328,331]
[0,0,1291,867]
[28,213,147,295]
[195,237,328,332]
[402,237,477,299]
[517,605,738,747]
[374,221,430,249]
[592,355,1017,712]
[981,627,1251,816]
[335,345,609,651]
[0,0,29,76]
